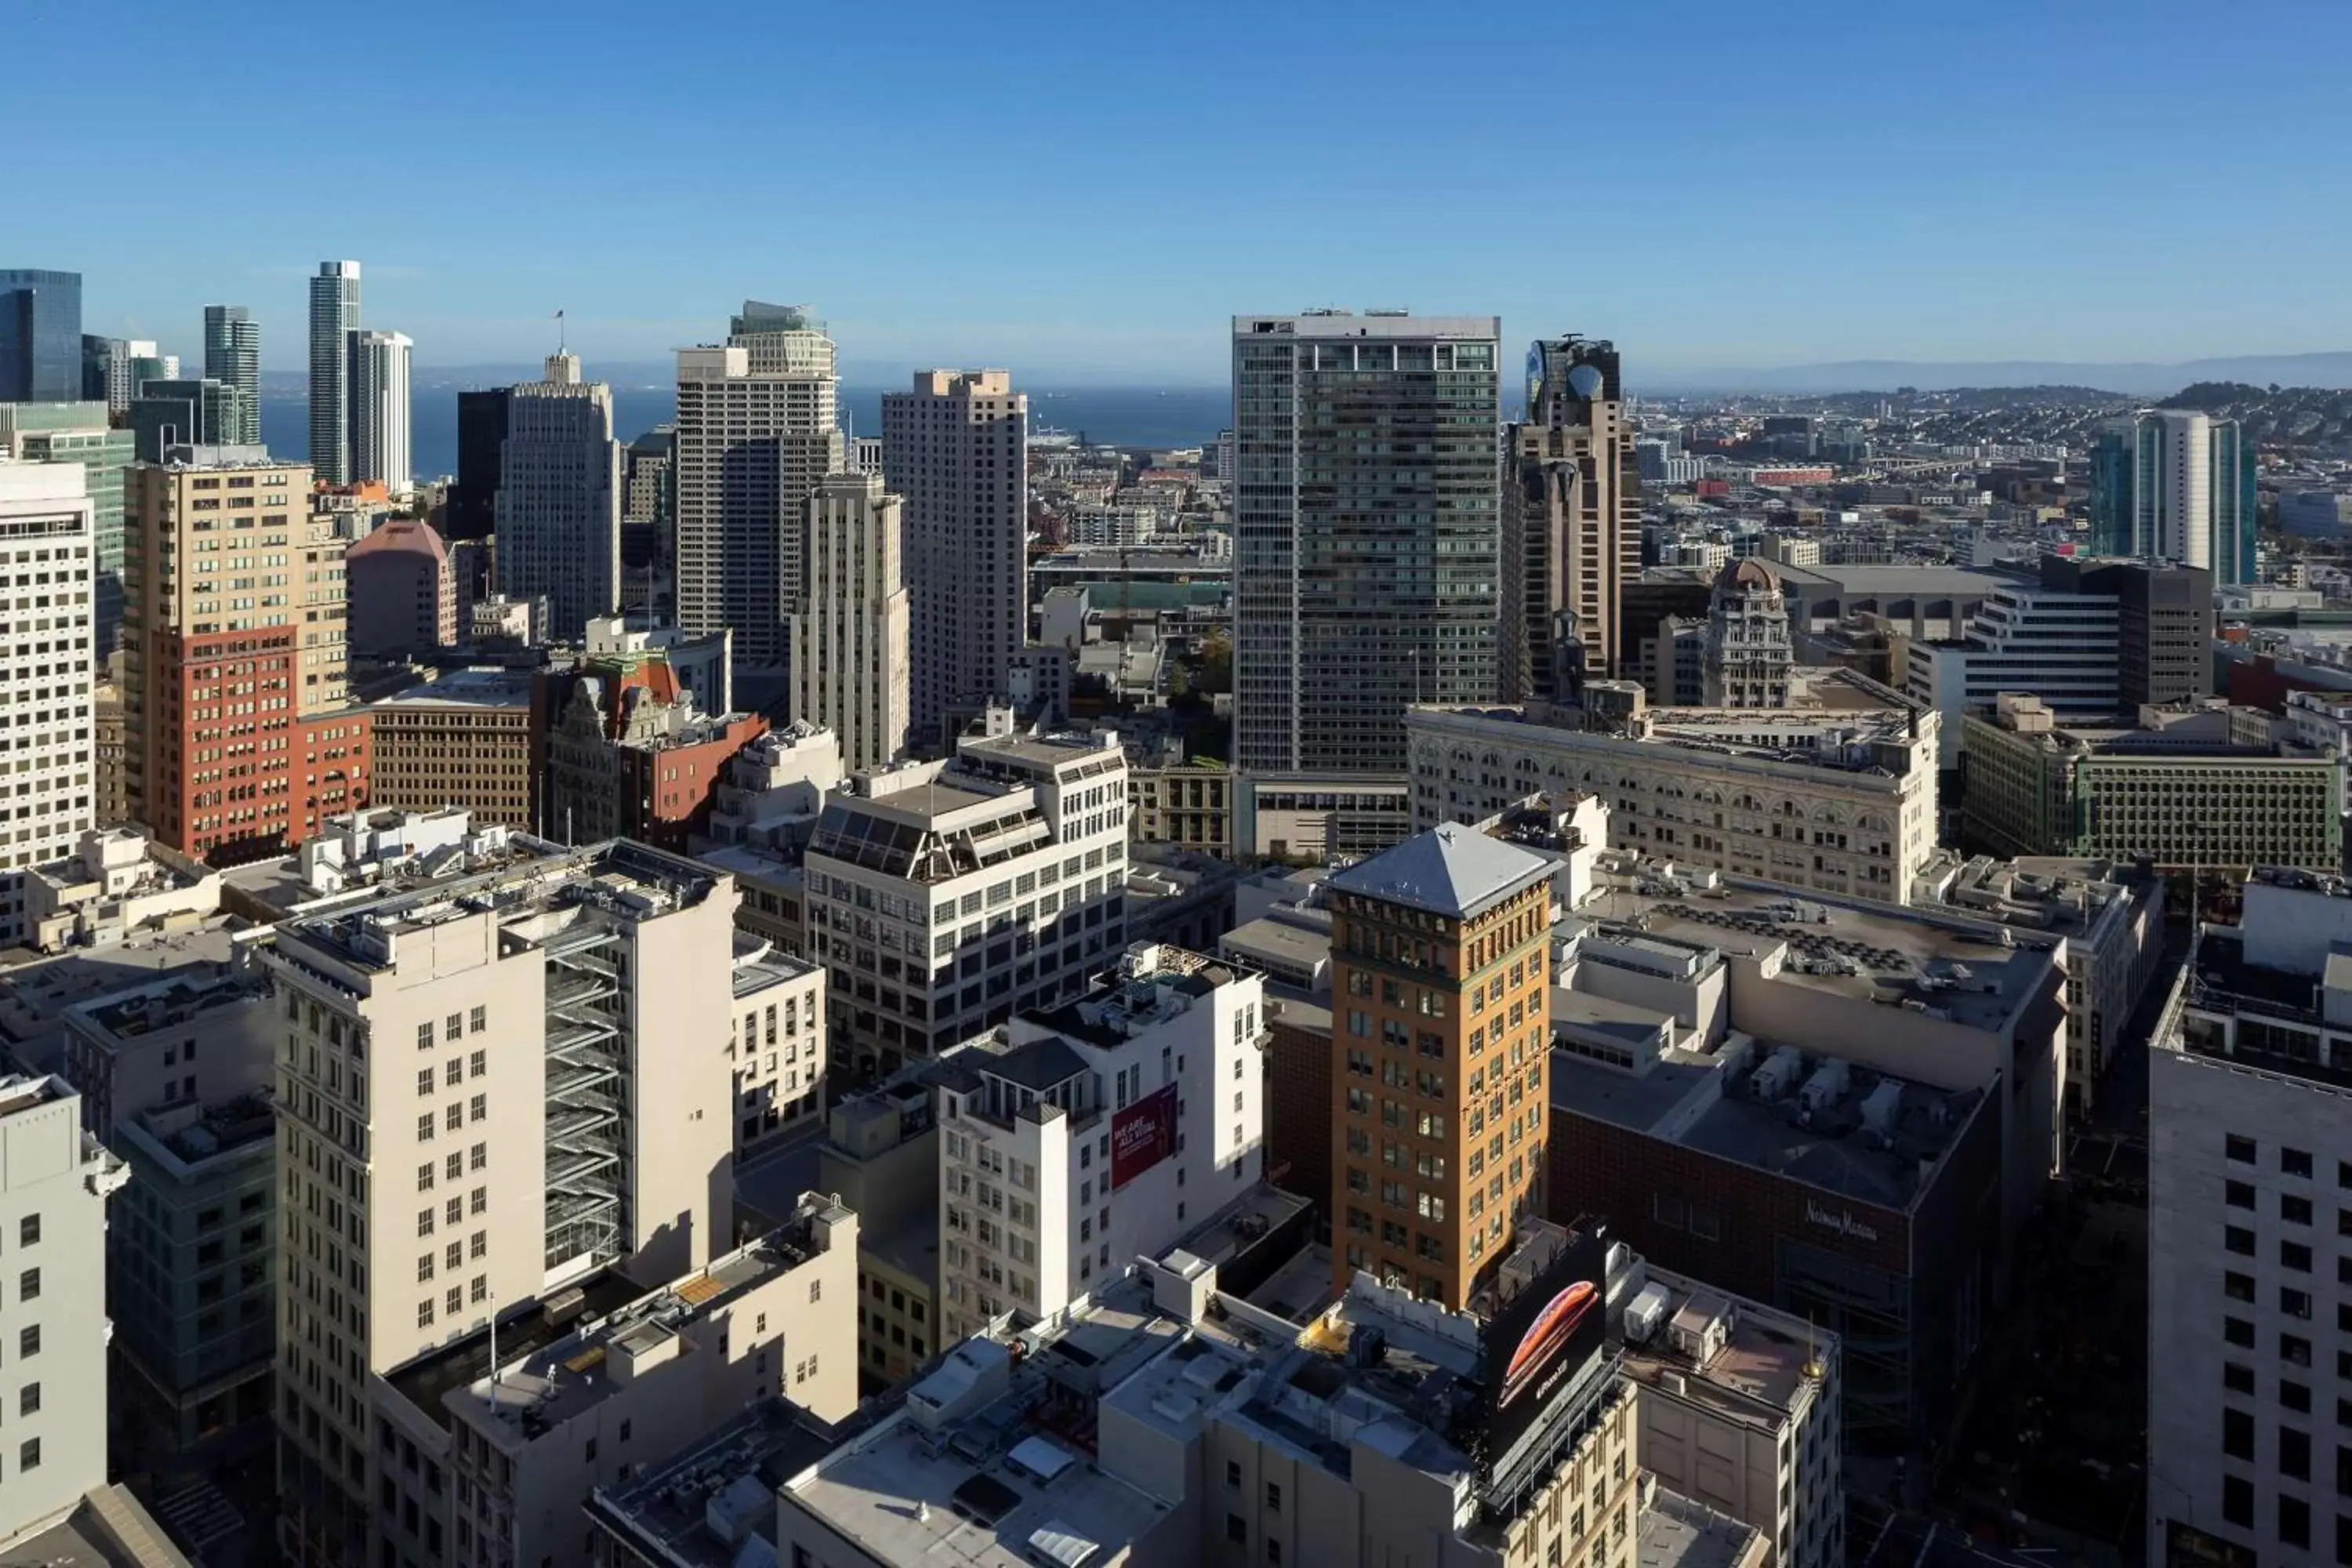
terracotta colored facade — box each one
[1327,869,1552,1311]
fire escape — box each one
[543,917,625,1269]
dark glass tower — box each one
[447,386,512,541]
[0,270,83,402]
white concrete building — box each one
[494,353,621,641]
[729,939,826,1153]
[0,1073,129,1548]
[805,729,1129,1078]
[881,370,1027,745]
[790,471,909,773]
[673,304,843,668]
[261,836,746,1566]
[1406,677,1940,906]
[0,461,97,946]
[23,827,223,954]
[2150,869,2352,1568]
[933,942,1265,1339]
[348,328,413,495]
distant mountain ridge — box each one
[1644,352,2352,397]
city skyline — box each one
[12,0,2352,381]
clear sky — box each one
[14,0,2350,383]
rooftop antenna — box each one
[554,308,567,355]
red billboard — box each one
[1109,1083,1178,1191]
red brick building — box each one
[125,458,368,864]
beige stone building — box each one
[1130,760,1236,856]
[366,668,536,828]
[1406,673,1940,905]
[260,836,746,1566]
[372,1193,858,1568]
[790,473,909,772]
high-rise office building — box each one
[128,376,250,459]
[0,270,82,402]
[2090,409,2258,587]
[122,455,366,860]
[1503,336,1640,696]
[79,335,173,414]
[0,402,132,654]
[1231,312,1502,775]
[620,424,675,588]
[880,369,1026,741]
[792,471,909,773]
[347,328,412,494]
[307,260,361,484]
[1324,821,1556,1310]
[673,303,841,668]
[493,353,619,640]
[0,463,98,945]
[201,305,261,445]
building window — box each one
[16,1269,35,1303]
[16,1215,36,1248]
[1227,1516,1247,1545]
[16,1439,34,1473]
[2222,1475,2252,1527]
[17,1384,37,1416]
[2287,1148,2316,1178]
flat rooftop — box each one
[1218,913,1332,975]
[1640,1487,1763,1568]
[382,1270,651,1436]
[375,668,535,708]
[1770,562,2027,599]
[1550,1041,1987,1214]
[275,838,719,971]
[0,931,250,1063]
[76,969,265,1043]
[1591,879,2056,1034]
[1618,1265,1831,1432]
[734,951,818,999]
[589,1399,845,1568]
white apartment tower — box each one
[0,463,96,947]
[1232,312,1503,775]
[0,1074,128,1550]
[805,730,1131,1079]
[673,303,843,669]
[348,328,414,495]
[260,835,743,1566]
[880,370,1027,744]
[495,353,622,641]
[935,943,1265,1341]
[308,261,361,485]
[2150,869,2352,1568]
[791,471,910,773]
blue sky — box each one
[13,0,2350,383]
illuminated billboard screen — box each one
[1477,1225,1610,1475]
[1109,1083,1178,1191]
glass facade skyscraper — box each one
[2089,410,2258,587]
[0,403,132,652]
[0,269,83,402]
[308,262,361,483]
[1231,311,1502,775]
[202,305,262,446]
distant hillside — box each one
[2158,383,2352,453]
[1650,352,2352,397]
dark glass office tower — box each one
[446,386,512,540]
[0,270,83,402]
